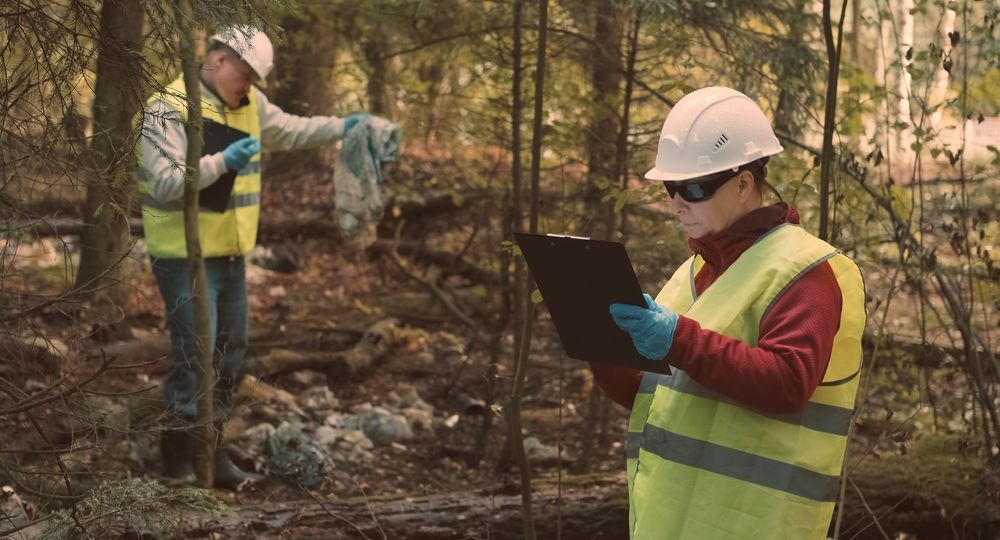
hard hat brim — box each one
[644,166,726,183]
[644,166,684,182]
[645,149,783,183]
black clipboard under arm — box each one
[199,119,251,213]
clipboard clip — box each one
[545,233,590,240]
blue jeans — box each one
[151,256,249,423]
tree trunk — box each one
[849,0,861,69]
[582,2,623,238]
[580,7,641,472]
[419,58,448,145]
[613,9,640,241]
[928,2,956,129]
[73,0,144,302]
[818,0,848,241]
[875,16,891,154]
[172,0,215,488]
[773,0,816,140]
[272,11,339,116]
[506,2,548,538]
[895,0,915,169]
[364,37,393,116]
[492,0,527,473]
[268,7,340,172]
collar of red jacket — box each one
[688,202,800,271]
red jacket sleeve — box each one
[589,362,643,410]
[664,262,842,414]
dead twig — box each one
[0,444,100,455]
[301,486,377,540]
[843,476,905,540]
[0,353,118,417]
[0,514,55,538]
[80,384,159,397]
[386,222,477,329]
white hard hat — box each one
[209,25,274,86]
[645,86,783,182]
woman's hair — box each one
[742,156,783,202]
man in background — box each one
[137,25,368,489]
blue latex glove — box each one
[343,113,371,135]
[222,137,260,172]
[609,293,679,361]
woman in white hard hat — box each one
[137,25,371,489]
[592,86,866,539]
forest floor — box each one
[3,152,999,539]
[4,155,634,539]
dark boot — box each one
[213,428,264,490]
[160,429,195,480]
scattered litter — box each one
[523,436,573,466]
[300,385,340,418]
[265,421,327,488]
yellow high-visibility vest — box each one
[627,224,866,539]
[138,76,262,258]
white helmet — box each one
[209,26,274,86]
[645,86,783,182]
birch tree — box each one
[897,0,915,164]
[928,1,958,129]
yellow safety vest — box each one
[138,76,262,258]
[627,224,866,539]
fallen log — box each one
[368,239,499,286]
[237,375,306,417]
[179,445,1000,540]
[384,189,489,219]
[378,287,488,323]
[85,317,976,375]
[87,329,362,365]
[91,333,171,362]
[13,190,491,241]
[183,475,629,540]
[247,319,398,378]
[862,332,988,366]
[9,216,345,243]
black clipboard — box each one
[514,231,671,374]
[200,119,250,213]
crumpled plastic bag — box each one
[264,421,327,489]
[333,116,402,249]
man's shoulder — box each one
[250,86,272,109]
[142,97,184,123]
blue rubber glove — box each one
[343,113,371,135]
[222,137,260,172]
[609,293,679,361]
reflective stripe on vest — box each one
[140,190,261,212]
[137,76,262,258]
[626,225,866,540]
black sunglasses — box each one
[662,168,740,203]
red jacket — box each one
[591,203,843,414]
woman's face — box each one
[670,171,758,238]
